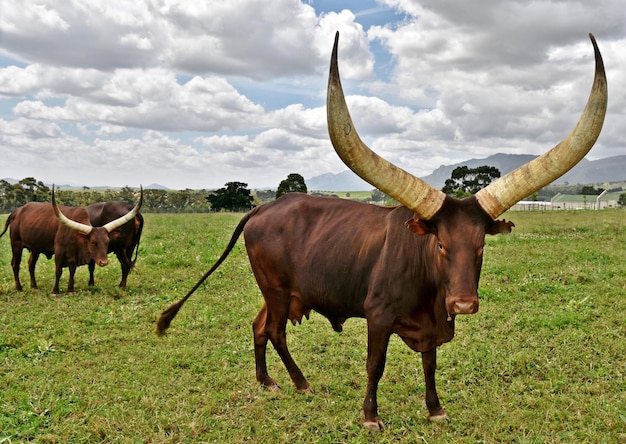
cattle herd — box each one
[1,33,608,432]
[0,186,143,294]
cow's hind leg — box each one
[252,303,280,390]
[11,247,23,291]
[115,250,131,288]
[422,348,447,421]
[259,296,312,394]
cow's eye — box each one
[437,242,444,251]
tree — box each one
[117,186,137,203]
[276,173,307,199]
[618,193,626,207]
[255,189,276,203]
[207,181,254,212]
[442,165,501,197]
[0,178,51,211]
[145,189,172,212]
[581,185,604,195]
[370,189,389,203]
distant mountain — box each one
[145,183,169,190]
[305,170,373,192]
[423,153,626,188]
[558,155,626,185]
[306,154,626,191]
[421,153,537,188]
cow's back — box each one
[87,201,133,226]
[10,203,59,254]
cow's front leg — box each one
[422,348,447,421]
[53,261,63,295]
[67,264,77,293]
[362,323,391,432]
[88,260,96,286]
[28,251,40,289]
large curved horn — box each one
[52,185,93,235]
[475,34,607,219]
[327,32,446,220]
[102,186,143,233]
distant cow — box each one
[0,187,142,294]
[157,33,606,431]
[86,201,144,288]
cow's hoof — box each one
[296,386,314,396]
[428,409,448,422]
[262,383,281,393]
[363,419,384,432]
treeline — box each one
[0,178,222,213]
[1,177,393,214]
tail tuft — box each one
[154,210,253,337]
[155,302,182,336]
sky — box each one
[0,0,625,190]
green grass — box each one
[1,209,625,443]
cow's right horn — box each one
[52,185,93,235]
[327,32,446,220]
[102,186,143,233]
[475,33,607,219]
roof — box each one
[551,192,622,203]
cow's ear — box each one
[487,219,515,235]
[406,218,434,236]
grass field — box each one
[0,208,625,443]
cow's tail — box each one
[129,214,144,270]
[156,209,255,336]
[0,212,14,238]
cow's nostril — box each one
[453,301,477,314]
[447,297,479,315]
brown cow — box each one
[86,201,144,288]
[157,33,606,431]
[0,186,142,294]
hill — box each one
[305,170,372,192]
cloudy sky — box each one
[1,0,624,190]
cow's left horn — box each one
[52,185,93,235]
[475,34,608,219]
[102,186,143,233]
[327,32,446,220]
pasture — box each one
[0,209,624,442]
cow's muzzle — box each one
[97,258,108,267]
[446,295,479,315]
